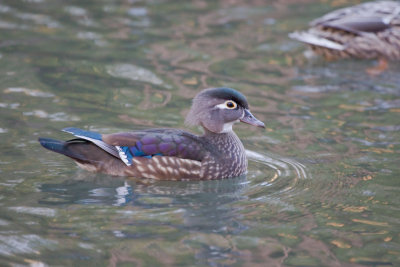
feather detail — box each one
[123,155,203,180]
[115,146,132,166]
[62,127,119,158]
[289,1,400,61]
[289,31,345,50]
[103,129,207,161]
[62,127,101,140]
[61,127,209,169]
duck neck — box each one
[201,127,248,178]
[202,127,234,139]
[202,128,245,153]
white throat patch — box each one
[220,120,237,133]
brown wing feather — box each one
[291,1,400,60]
[322,17,390,34]
[102,132,141,146]
[123,156,203,181]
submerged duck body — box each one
[289,1,400,69]
[39,88,264,180]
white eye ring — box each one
[214,100,238,110]
[224,100,237,109]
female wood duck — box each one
[39,87,265,180]
[289,1,400,75]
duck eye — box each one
[225,100,237,109]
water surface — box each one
[0,0,399,266]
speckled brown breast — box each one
[199,131,247,180]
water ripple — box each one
[246,150,310,199]
[8,206,56,217]
[0,234,56,256]
[106,63,168,87]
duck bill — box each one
[240,109,265,128]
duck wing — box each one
[311,1,400,34]
[62,127,208,166]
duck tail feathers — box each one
[38,137,91,162]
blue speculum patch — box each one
[63,127,102,140]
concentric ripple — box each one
[245,150,311,199]
[38,151,311,206]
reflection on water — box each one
[31,153,310,265]
[39,176,248,207]
[0,0,399,266]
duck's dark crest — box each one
[201,87,249,109]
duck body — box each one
[289,1,400,61]
[39,88,264,180]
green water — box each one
[0,0,399,266]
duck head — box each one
[185,87,265,133]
